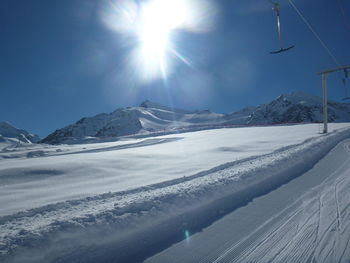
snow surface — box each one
[148,137,350,263]
[1,123,350,262]
[2,123,349,216]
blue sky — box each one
[1,0,350,137]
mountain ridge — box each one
[39,92,350,144]
[0,122,40,144]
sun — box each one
[101,0,217,83]
[135,0,191,80]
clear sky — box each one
[1,0,350,137]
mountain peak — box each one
[0,122,40,143]
[0,121,14,128]
[139,100,192,114]
[276,92,322,106]
[0,121,22,132]
[139,100,168,110]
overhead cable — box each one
[287,0,342,67]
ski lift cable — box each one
[337,0,350,32]
[287,0,342,68]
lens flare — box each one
[100,0,217,83]
[184,229,191,244]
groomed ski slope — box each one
[147,138,350,263]
[2,124,349,216]
[0,123,350,262]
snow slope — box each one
[2,123,349,216]
[1,123,350,262]
[148,138,350,263]
[41,92,350,144]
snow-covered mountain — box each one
[0,122,40,144]
[41,100,226,144]
[225,91,350,125]
[41,92,350,144]
[245,91,350,124]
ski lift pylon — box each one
[270,1,294,54]
[342,69,350,100]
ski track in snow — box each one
[147,138,350,263]
[1,125,350,262]
[213,156,350,263]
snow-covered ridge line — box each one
[41,92,350,145]
[1,127,350,262]
[0,122,40,144]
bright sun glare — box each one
[101,0,217,83]
[136,0,191,79]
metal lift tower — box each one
[318,65,350,133]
